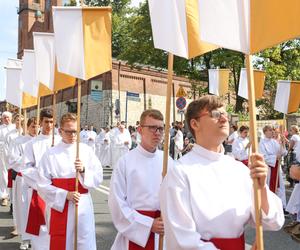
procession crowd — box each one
[0,95,299,249]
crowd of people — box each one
[0,94,299,249]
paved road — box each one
[0,167,299,250]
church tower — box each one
[17,0,62,58]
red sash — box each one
[269,161,279,193]
[17,172,22,177]
[241,160,248,167]
[204,233,245,250]
[26,189,46,235]
[49,178,88,250]
[129,210,161,250]
[7,169,13,188]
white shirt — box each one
[227,131,238,144]
[8,134,33,172]
[259,137,287,167]
[22,134,61,189]
[160,144,284,250]
[109,144,173,249]
[174,130,184,150]
[0,124,15,154]
[232,136,249,161]
[291,134,300,161]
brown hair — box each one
[140,109,164,125]
[40,109,53,122]
[60,113,77,127]
[291,125,299,134]
[185,95,224,138]
[263,125,273,133]
[27,117,37,127]
[239,125,249,133]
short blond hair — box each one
[140,109,164,125]
[60,113,77,127]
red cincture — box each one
[128,210,161,250]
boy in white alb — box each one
[109,109,172,250]
[37,113,103,250]
[160,96,284,250]
[9,117,38,249]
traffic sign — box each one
[176,86,187,97]
[176,97,187,110]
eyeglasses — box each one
[195,110,228,120]
[141,125,164,134]
[61,129,77,136]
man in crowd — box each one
[80,125,97,152]
[0,111,15,206]
[9,117,38,249]
[22,109,60,250]
[109,109,172,250]
[232,125,250,166]
[174,122,184,160]
[160,95,284,249]
[111,123,132,168]
[37,113,103,250]
[4,113,24,235]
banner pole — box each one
[52,91,57,147]
[245,54,264,250]
[158,52,174,250]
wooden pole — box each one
[275,116,287,193]
[52,92,57,147]
[23,109,27,135]
[74,79,82,250]
[245,54,264,250]
[75,2,83,249]
[37,96,41,130]
[18,108,22,134]
[159,53,174,250]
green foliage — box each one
[64,0,77,6]
[82,1,300,118]
[256,39,300,119]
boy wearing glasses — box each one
[22,109,60,250]
[109,109,172,250]
[160,95,284,250]
[36,113,102,250]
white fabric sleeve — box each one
[108,157,154,248]
[37,153,68,213]
[232,140,247,161]
[81,146,103,189]
[22,142,39,189]
[160,165,218,250]
[249,186,284,231]
[8,140,23,172]
[259,141,276,167]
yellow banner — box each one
[251,0,300,53]
[288,81,300,113]
[83,7,112,80]
[185,0,217,58]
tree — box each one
[64,0,77,6]
[84,0,132,57]
[256,39,300,119]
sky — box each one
[0,0,143,101]
[0,0,19,101]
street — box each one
[0,167,299,250]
